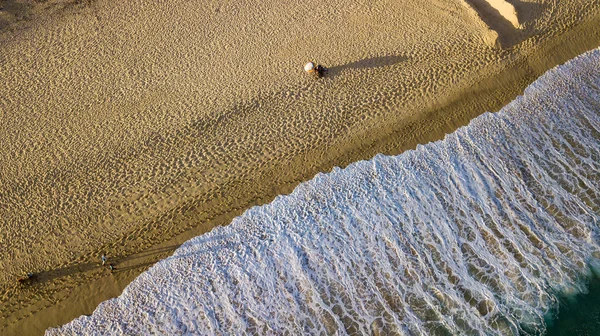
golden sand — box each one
[1,0,600,334]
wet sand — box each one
[1,0,600,334]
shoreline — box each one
[2,1,600,334]
[48,43,600,334]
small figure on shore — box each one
[304,61,327,79]
[101,255,107,266]
[108,264,116,272]
[17,273,35,285]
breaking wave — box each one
[49,48,600,335]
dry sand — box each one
[1,0,600,334]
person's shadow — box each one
[325,55,407,79]
[12,245,182,287]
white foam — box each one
[48,48,600,335]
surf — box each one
[48,47,600,335]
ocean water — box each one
[546,277,600,335]
[48,48,600,335]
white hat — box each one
[304,62,315,72]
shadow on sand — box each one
[463,0,544,48]
[17,245,181,286]
[325,55,407,78]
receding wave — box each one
[48,48,600,335]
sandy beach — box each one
[1,0,600,334]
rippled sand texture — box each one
[1,0,599,334]
[48,47,600,335]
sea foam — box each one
[48,48,600,335]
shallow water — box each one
[49,48,600,335]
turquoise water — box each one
[546,277,600,336]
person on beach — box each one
[17,273,35,285]
[304,61,327,79]
[101,255,107,266]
